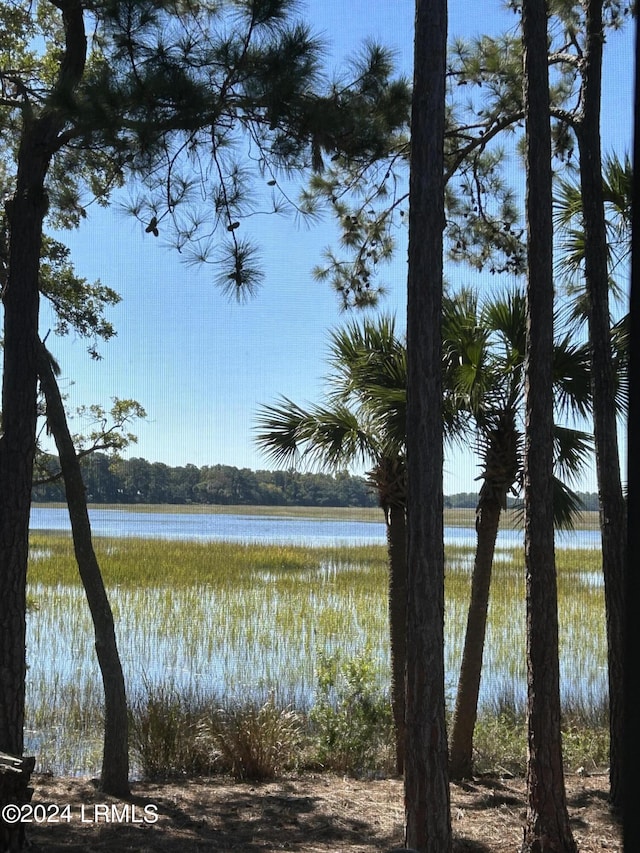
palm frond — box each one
[611,313,629,416]
[553,425,593,487]
[481,288,527,362]
[551,476,586,531]
[254,396,376,471]
[551,335,592,419]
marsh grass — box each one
[128,685,216,779]
[201,696,304,781]
[26,532,608,777]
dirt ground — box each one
[22,770,620,852]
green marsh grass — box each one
[26,532,608,777]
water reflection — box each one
[30,507,601,549]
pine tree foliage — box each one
[302,1,633,305]
[0,0,410,299]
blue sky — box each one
[40,1,634,495]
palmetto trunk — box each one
[449,410,519,780]
[448,491,502,780]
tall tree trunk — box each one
[0,144,47,757]
[521,0,577,849]
[404,0,451,849]
[0,140,47,853]
[37,342,130,798]
[575,0,626,813]
[0,2,87,769]
[386,503,407,776]
[448,491,502,780]
[624,17,639,848]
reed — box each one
[25,532,608,777]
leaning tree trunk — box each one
[404,0,451,848]
[386,502,407,776]
[521,0,577,849]
[37,342,130,797]
[448,489,502,780]
[449,412,519,780]
[575,0,626,813]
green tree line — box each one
[32,454,600,510]
[32,454,378,507]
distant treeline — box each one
[443,491,600,511]
[32,453,600,511]
[33,454,378,507]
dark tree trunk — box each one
[404,0,451,849]
[0,142,51,756]
[521,0,577,850]
[448,491,502,780]
[386,503,407,776]
[575,0,626,813]
[0,11,87,825]
[37,343,130,798]
[0,753,35,852]
[0,121,51,853]
[624,18,640,849]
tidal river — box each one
[29,505,602,548]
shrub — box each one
[309,648,394,777]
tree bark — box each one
[404,0,451,849]
[0,1,87,765]
[521,0,577,849]
[574,0,626,813]
[448,492,502,780]
[37,342,130,797]
[624,18,640,848]
[0,151,46,756]
[386,503,407,776]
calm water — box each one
[26,505,604,775]
[29,505,601,548]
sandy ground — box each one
[22,769,621,852]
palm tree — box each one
[555,152,631,324]
[254,315,409,774]
[445,286,593,781]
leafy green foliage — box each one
[32,456,378,505]
[442,286,593,522]
[554,152,632,328]
[304,4,633,303]
[33,399,146,490]
[309,649,394,777]
[38,237,121,358]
